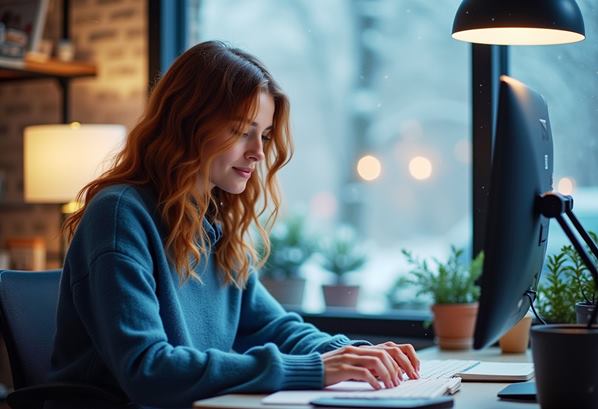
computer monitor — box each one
[473,75,554,349]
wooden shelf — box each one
[0,56,96,80]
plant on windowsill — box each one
[537,232,598,324]
[318,225,367,309]
[259,214,316,307]
[398,246,484,350]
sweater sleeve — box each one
[67,190,324,408]
[74,250,324,408]
[233,272,371,355]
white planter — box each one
[261,277,306,307]
[322,284,360,309]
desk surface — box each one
[193,347,537,409]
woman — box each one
[50,41,420,408]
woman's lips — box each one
[233,167,252,178]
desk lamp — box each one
[452,0,585,45]
[23,123,126,263]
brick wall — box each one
[0,0,147,269]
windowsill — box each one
[288,307,435,349]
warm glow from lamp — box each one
[357,155,382,181]
[452,27,584,45]
[24,124,126,208]
[452,0,585,46]
[557,177,575,195]
[409,156,433,180]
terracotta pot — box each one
[499,314,532,353]
[260,278,306,307]
[431,303,478,350]
[322,284,360,308]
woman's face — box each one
[208,92,274,194]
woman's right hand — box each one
[321,345,410,390]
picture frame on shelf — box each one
[0,0,49,62]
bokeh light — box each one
[408,156,433,180]
[357,155,382,181]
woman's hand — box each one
[321,342,420,390]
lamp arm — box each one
[566,208,598,259]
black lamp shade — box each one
[452,0,585,45]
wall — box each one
[0,0,147,269]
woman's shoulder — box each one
[93,183,141,202]
[75,184,161,256]
[89,184,155,213]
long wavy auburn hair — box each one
[64,41,293,287]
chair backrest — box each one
[0,270,61,388]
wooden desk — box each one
[193,347,538,409]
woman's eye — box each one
[262,134,272,142]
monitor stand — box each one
[497,382,536,401]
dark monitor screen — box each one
[473,75,554,350]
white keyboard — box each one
[419,359,480,378]
[329,359,479,399]
[333,377,462,399]
[262,359,480,405]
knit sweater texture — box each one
[49,184,364,408]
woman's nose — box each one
[246,138,265,162]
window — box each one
[511,3,598,255]
[187,0,470,313]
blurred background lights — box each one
[357,155,382,181]
[557,177,575,195]
[409,156,433,180]
[310,191,338,219]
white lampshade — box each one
[24,123,126,203]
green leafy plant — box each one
[537,232,598,323]
[536,251,578,323]
[566,231,598,306]
[259,214,315,280]
[396,246,484,305]
[319,226,367,284]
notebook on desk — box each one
[421,359,534,381]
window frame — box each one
[147,2,509,340]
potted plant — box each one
[399,246,483,350]
[531,233,598,409]
[564,232,597,324]
[537,233,598,325]
[259,214,315,307]
[318,226,367,309]
[536,251,578,324]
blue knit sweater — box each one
[49,184,364,408]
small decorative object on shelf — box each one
[6,236,46,271]
[57,38,74,61]
[0,0,49,61]
[0,248,9,269]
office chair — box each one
[0,270,131,409]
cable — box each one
[525,289,546,325]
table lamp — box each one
[23,123,126,262]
